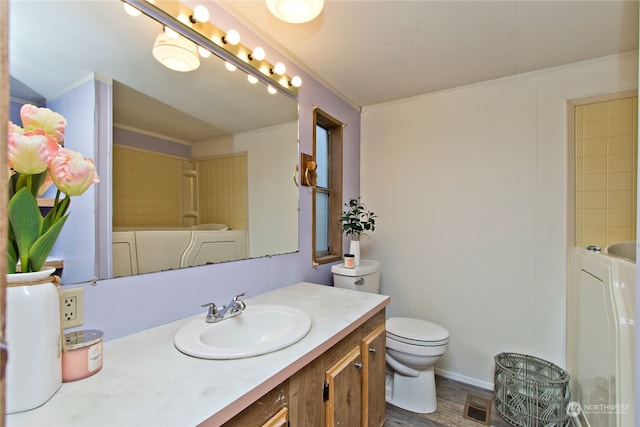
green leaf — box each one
[43,196,70,234]
[13,173,28,194]
[8,187,42,269]
[30,171,48,195]
[28,214,68,272]
[8,173,18,200]
[7,240,17,274]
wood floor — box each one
[384,376,512,427]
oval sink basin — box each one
[174,304,312,359]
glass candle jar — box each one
[344,254,355,268]
[62,330,103,382]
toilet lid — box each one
[386,317,449,345]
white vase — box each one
[6,267,62,413]
[349,238,361,266]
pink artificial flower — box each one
[8,121,23,135]
[20,104,66,143]
[49,148,100,196]
[8,129,60,175]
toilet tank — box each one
[331,260,380,294]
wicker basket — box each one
[494,352,570,427]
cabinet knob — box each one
[354,362,363,369]
[368,348,376,353]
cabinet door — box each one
[325,346,362,427]
[361,324,386,427]
[289,355,325,426]
[261,407,288,427]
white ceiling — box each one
[9,0,638,136]
[220,0,639,107]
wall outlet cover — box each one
[61,287,84,329]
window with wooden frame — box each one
[313,107,343,265]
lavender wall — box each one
[72,2,361,341]
[48,81,99,284]
[113,127,191,158]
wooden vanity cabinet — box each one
[223,308,386,427]
[222,383,289,427]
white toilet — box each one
[331,260,449,414]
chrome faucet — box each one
[199,292,246,323]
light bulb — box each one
[267,86,277,95]
[198,46,211,58]
[225,62,237,72]
[192,5,210,22]
[223,29,240,45]
[164,27,179,39]
[290,76,302,87]
[177,14,190,25]
[247,75,259,84]
[251,47,266,61]
[123,3,141,16]
[272,62,286,75]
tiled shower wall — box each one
[575,96,638,248]
[112,145,247,229]
[197,155,248,231]
[112,145,181,226]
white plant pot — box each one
[349,239,361,266]
[6,267,62,413]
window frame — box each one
[312,107,343,265]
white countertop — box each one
[7,282,389,427]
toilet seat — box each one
[386,317,449,347]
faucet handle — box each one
[199,302,218,317]
[233,292,247,310]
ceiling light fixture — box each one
[290,76,302,88]
[123,0,300,96]
[248,47,266,61]
[197,46,211,58]
[152,32,200,72]
[221,29,240,45]
[190,5,210,23]
[265,0,324,24]
[271,62,286,75]
[164,26,179,39]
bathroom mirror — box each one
[9,0,299,283]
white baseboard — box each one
[435,368,494,391]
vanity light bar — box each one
[121,0,299,98]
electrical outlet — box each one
[61,287,84,329]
